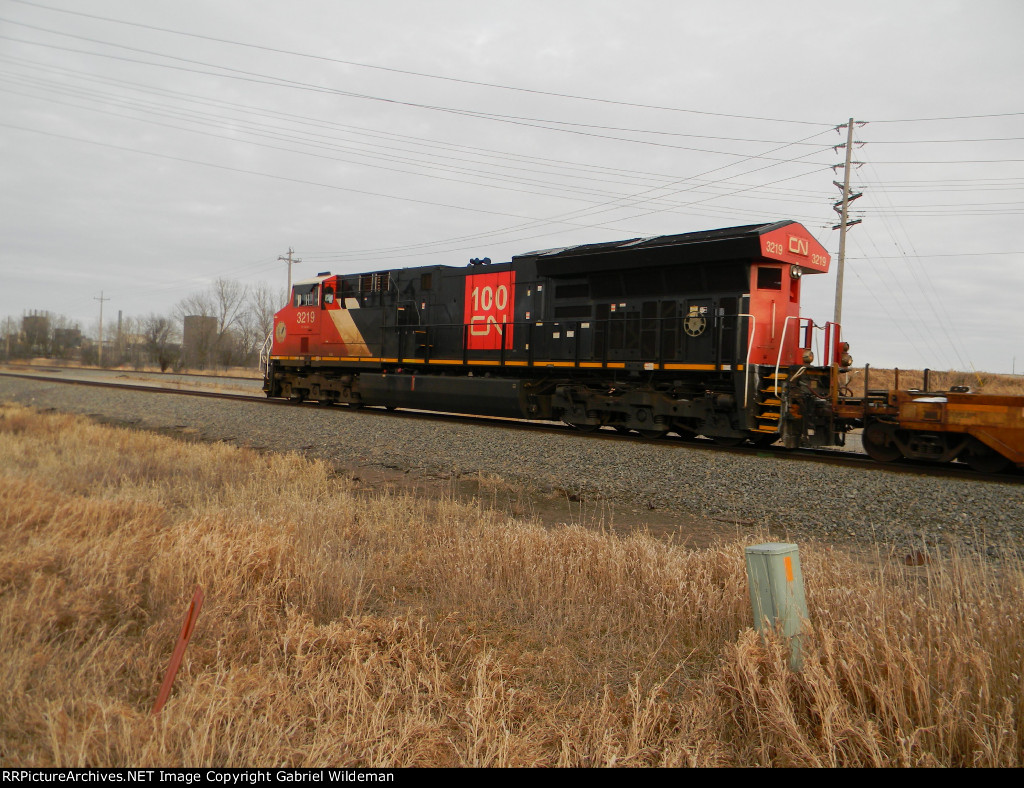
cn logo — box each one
[788,236,809,256]
[464,270,516,350]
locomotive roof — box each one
[517,219,812,276]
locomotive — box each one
[263,220,852,450]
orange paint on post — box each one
[784,556,794,583]
[152,585,204,715]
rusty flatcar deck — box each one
[837,389,1024,469]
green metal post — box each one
[745,542,808,671]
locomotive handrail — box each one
[258,331,273,377]
[774,316,810,385]
[738,313,756,408]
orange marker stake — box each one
[784,556,794,583]
[152,585,204,715]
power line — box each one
[2,86,836,225]
[6,0,833,126]
[869,136,1024,143]
[863,158,1024,164]
[0,51,844,206]
[0,26,836,163]
[862,161,974,369]
[0,120,833,251]
[871,112,1024,123]
[0,121,557,220]
[0,80,833,230]
[849,251,1023,258]
[0,76,834,210]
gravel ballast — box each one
[1,376,1022,554]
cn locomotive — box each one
[263,220,852,450]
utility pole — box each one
[278,247,302,305]
[832,118,865,326]
[94,291,109,367]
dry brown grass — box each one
[844,367,1024,398]
[1,403,1022,767]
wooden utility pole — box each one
[831,118,869,330]
[94,291,109,367]
[278,248,302,305]
[832,118,866,326]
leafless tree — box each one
[211,278,247,338]
[250,282,285,341]
[143,314,178,371]
[176,278,249,369]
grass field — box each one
[1,403,1022,767]
[843,367,1024,398]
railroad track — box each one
[1,369,1020,485]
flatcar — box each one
[836,373,1024,473]
[263,220,851,450]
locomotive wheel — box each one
[613,426,633,435]
[712,436,745,447]
[673,427,700,442]
[638,428,668,440]
[568,422,601,433]
[863,422,902,462]
[749,433,778,448]
[963,441,1011,474]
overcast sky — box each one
[2,0,1023,372]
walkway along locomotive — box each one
[262,220,851,450]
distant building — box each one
[52,327,82,349]
[51,327,82,359]
[22,311,50,355]
[182,315,218,368]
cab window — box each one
[756,267,782,290]
[293,283,319,307]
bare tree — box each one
[176,278,249,369]
[211,278,247,338]
[250,282,285,341]
[233,282,287,366]
[143,314,177,371]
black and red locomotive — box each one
[264,220,851,449]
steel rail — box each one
[0,369,1020,485]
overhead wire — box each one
[6,0,834,126]
[0,47,848,203]
[0,28,838,165]
[0,68,836,217]
[10,1,1018,346]
[845,233,955,367]
[862,161,975,369]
